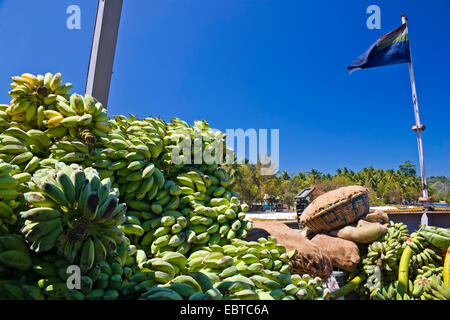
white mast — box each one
[401,14,431,209]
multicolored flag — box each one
[348,23,411,74]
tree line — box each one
[224,160,450,211]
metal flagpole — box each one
[401,14,431,209]
[85,0,123,107]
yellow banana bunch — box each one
[5,73,72,131]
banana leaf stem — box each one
[329,273,367,300]
[444,245,449,286]
[397,245,413,296]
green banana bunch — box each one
[78,119,165,205]
[362,222,408,272]
[377,273,450,300]
[418,225,450,250]
[39,94,111,144]
[407,231,443,278]
[341,221,449,300]
[123,251,181,299]
[419,274,450,300]
[28,242,137,300]
[0,282,47,300]
[371,281,414,300]
[163,118,228,172]
[0,234,32,272]
[0,161,21,227]
[382,221,409,241]
[19,162,127,272]
[345,222,410,299]
[0,127,53,177]
[74,242,138,300]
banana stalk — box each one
[444,245,450,286]
[329,273,367,300]
[397,244,413,296]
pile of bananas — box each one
[128,169,251,256]
[344,223,450,300]
[93,127,165,197]
[162,117,229,172]
[131,176,249,256]
[130,237,329,300]
[0,70,276,301]
[370,229,448,300]
[402,227,450,300]
[47,136,91,164]
[63,114,249,258]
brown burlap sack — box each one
[310,234,361,273]
[300,186,369,233]
[247,220,333,280]
[363,210,389,224]
[330,219,388,244]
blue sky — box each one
[0,0,449,176]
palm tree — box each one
[223,161,243,184]
[279,171,290,181]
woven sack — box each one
[300,186,369,234]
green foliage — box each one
[226,160,447,209]
[398,160,417,177]
[428,176,450,202]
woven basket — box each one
[300,186,370,234]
